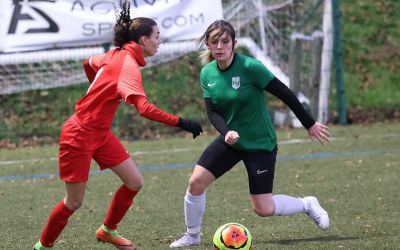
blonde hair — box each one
[197,20,236,65]
[199,50,213,66]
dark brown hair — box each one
[198,20,236,65]
[113,1,157,47]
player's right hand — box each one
[225,131,240,145]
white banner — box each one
[0,0,223,53]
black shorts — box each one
[197,137,277,195]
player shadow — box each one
[201,235,373,248]
[258,235,364,245]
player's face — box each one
[141,25,160,57]
[207,31,235,62]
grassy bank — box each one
[332,0,399,112]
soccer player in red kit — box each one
[33,2,202,250]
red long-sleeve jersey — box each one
[77,41,179,129]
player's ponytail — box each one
[114,1,157,48]
[114,0,132,47]
[199,50,213,65]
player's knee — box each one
[122,170,144,191]
[253,206,274,217]
[125,178,144,191]
[188,177,207,195]
[66,199,83,211]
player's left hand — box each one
[307,122,330,145]
[176,117,203,139]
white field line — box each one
[0,133,398,166]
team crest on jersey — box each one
[232,76,240,89]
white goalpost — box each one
[319,0,334,124]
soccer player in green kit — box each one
[170,20,331,248]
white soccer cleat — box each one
[169,233,201,248]
[301,196,330,230]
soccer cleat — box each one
[33,241,52,250]
[169,233,201,248]
[301,196,330,230]
[95,226,137,250]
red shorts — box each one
[58,116,130,182]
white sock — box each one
[184,191,206,234]
[273,194,305,216]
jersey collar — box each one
[122,42,146,67]
[217,53,237,72]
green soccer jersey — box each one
[200,53,277,151]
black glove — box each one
[176,117,203,139]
